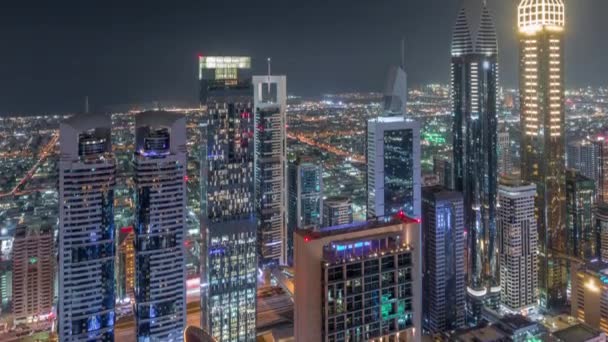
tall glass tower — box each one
[199,56,257,341]
[133,111,187,341]
[450,0,499,320]
[253,75,287,267]
[58,114,116,341]
[287,157,323,265]
[518,0,566,309]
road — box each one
[0,133,58,198]
[287,132,365,164]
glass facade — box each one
[200,57,257,342]
[451,2,499,320]
[59,119,116,341]
[322,242,413,341]
[383,129,415,217]
[422,187,465,333]
[253,76,287,267]
[518,0,567,309]
[133,113,187,342]
[287,159,322,265]
[566,171,598,261]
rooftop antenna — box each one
[85,96,89,114]
[267,57,272,94]
[400,38,406,70]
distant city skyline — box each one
[1,0,608,114]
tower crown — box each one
[518,0,565,33]
[451,0,497,57]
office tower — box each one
[594,135,608,204]
[133,111,187,341]
[451,0,499,318]
[287,157,323,264]
[322,196,353,227]
[253,74,287,267]
[367,117,421,219]
[597,204,608,263]
[199,56,257,341]
[567,139,597,180]
[58,114,116,341]
[518,0,566,309]
[498,128,513,176]
[421,186,465,333]
[294,217,422,342]
[433,156,453,190]
[11,225,54,324]
[566,170,598,261]
[567,135,608,204]
[497,177,538,312]
[117,226,135,303]
[571,261,608,334]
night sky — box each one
[1,0,606,114]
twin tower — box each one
[451,0,567,321]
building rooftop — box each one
[296,215,419,241]
[552,323,603,342]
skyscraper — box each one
[433,156,453,190]
[367,117,421,219]
[567,139,597,180]
[566,170,597,261]
[58,114,116,341]
[567,135,608,204]
[133,111,187,341]
[253,74,287,267]
[287,157,323,264]
[322,196,353,227]
[597,204,608,263]
[200,56,257,341]
[12,225,54,324]
[498,128,512,176]
[451,0,499,318]
[422,186,465,333]
[117,226,135,303]
[518,0,566,308]
[498,177,538,312]
[294,217,422,342]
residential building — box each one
[323,197,353,227]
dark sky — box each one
[1,0,606,114]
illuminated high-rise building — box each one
[367,58,421,221]
[199,56,257,341]
[58,114,116,341]
[498,177,538,312]
[253,74,287,267]
[12,225,54,324]
[567,135,608,204]
[133,111,187,341]
[422,186,465,333]
[294,217,422,342]
[498,128,512,176]
[518,0,566,308]
[117,227,135,303]
[323,196,353,227]
[287,157,323,265]
[597,204,608,263]
[566,170,597,261]
[451,0,499,320]
[366,117,421,219]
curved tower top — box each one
[451,0,498,56]
[518,0,565,33]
